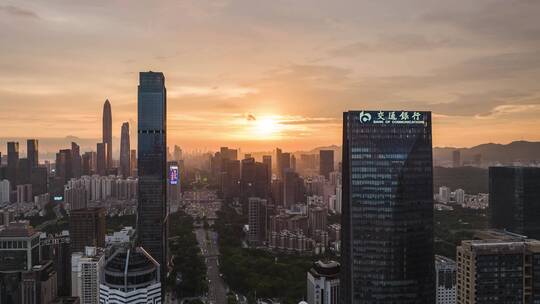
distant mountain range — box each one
[434,141,540,164]
[304,141,540,164]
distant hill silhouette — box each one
[434,141,540,164]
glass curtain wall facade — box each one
[341,110,435,303]
[137,71,168,283]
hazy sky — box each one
[1,0,539,152]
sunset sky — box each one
[1,0,539,153]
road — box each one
[196,227,228,304]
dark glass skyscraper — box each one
[71,142,81,178]
[319,149,334,179]
[96,142,107,176]
[103,99,113,170]
[341,110,434,303]
[7,142,19,189]
[489,166,540,239]
[137,71,167,282]
[26,139,38,168]
[120,122,131,177]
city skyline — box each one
[2,2,540,303]
[1,1,540,151]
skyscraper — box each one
[263,155,272,187]
[281,152,291,175]
[137,71,167,282]
[248,197,267,246]
[276,148,282,179]
[130,149,137,176]
[102,99,113,170]
[456,230,540,304]
[120,122,131,177]
[489,166,540,239]
[7,142,19,189]
[173,145,182,161]
[319,150,334,180]
[341,110,434,303]
[71,246,104,304]
[55,149,73,184]
[69,208,106,253]
[71,142,82,178]
[96,143,107,176]
[82,152,93,176]
[283,169,304,208]
[27,139,39,168]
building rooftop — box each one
[459,230,540,253]
[309,260,340,279]
[105,246,159,275]
[0,221,38,238]
[435,255,456,266]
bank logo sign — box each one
[358,111,425,124]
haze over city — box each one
[2,2,540,304]
[2,0,540,152]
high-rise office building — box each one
[137,71,168,282]
[439,186,450,203]
[319,150,334,180]
[456,230,540,304]
[0,179,10,203]
[435,255,456,304]
[0,222,41,304]
[82,152,93,176]
[0,221,41,272]
[69,208,106,253]
[16,184,32,203]
[173,145,182,161]
[452,150,461,168]
[248,197,267,246]
[263,155,272,180]
[7,141,19,189]
[281,152,291,175]
[308,206,327,238]
[56,149,73,184]
[71,246,104,304]
[96,143,107,176]
[18,157,31,185]
[72,142,82,178]
[307,260,340,304]
[130,149,137,176]
[283,170,304,209]
[489,166,540,239]
[27,139,39,168]
[120,122,131,177]
[276,148,283,179]
[40,233,71,297]
[102,99,113,170]
[341,110,434,303]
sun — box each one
[254,116,280,138]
